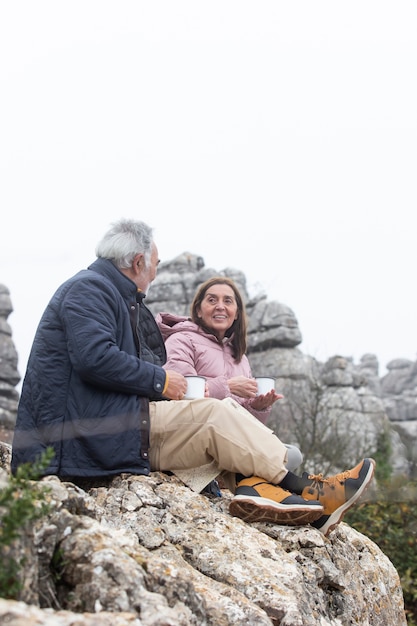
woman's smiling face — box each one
[197,283,238,340]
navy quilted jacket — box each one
[11,258,167,479]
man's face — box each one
[139,243,160,292]
[148,243,160,283]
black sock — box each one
[278,471,311,495]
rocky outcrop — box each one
[0,284,20,442]
[381,359,417,429]
[0,444,407,626]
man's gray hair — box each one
[96,219,154,269]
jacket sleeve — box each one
[240,398,271,424]
[231,355,272,424]
[163,333,199,376]
[164,333,235,401]
[208,372,272,425]
[165,333,271,424]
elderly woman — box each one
[156,276,302,471]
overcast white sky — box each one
[1,1,416,384]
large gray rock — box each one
[0,454,407,626]
[0,284,20,434]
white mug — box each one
[255,376,275,396]
[184,375,206,399]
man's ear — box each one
[134,253,144,271]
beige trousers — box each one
[149,397,288,493]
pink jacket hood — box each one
[156,312,233,346]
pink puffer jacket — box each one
[155,312,270,424]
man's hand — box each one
[163,370,188,400]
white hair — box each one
[95,219,154,269]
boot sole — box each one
[314,458,376,537]
[229,496,324,525]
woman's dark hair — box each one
[190,277,247,362]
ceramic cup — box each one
[255,376,275,396]
[184,375,206,399]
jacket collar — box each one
[87,258,137,301]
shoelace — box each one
[308,469,351,487]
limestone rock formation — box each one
[0,284,20,442]
[0,443,407,626]
[381,359,417,433]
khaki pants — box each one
[149,397,288,493]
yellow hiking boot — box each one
[302,458,376,537]
[229,476,323,525]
